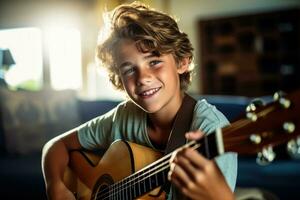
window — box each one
[0,28,43,90]
[46,28,82,90]
[0,27,82,91]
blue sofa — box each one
[0,89,299,199]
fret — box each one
[114,181,118,200]
[137,175,141,197]
[132,181,139,198]
[126,179,129,200]
[144,173,151,191]
[147,169,152,190]
[132,185,136,197]
[150,176,156,188]
[115,184,118,200]
[111,184,114,200]
[148,170,152,189]
[121,179,125,200]
[117,182,122,200]
[133,174,136,198]
[143,176,146,194]
[117,184,119,200]
[115,182,118,200]
[157,170,165,185]
[125,182,129,200]
[128,186,133,199]
[155,172,158,186]
[162,167,168,183]
[134,176,142,197]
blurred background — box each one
[0,0,299,97]
[0,0,299,199]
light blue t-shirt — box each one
[77,99,237,198]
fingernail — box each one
[170,162,176,171]
[167,171,172,181]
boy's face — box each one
[115,39,188,114]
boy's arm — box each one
[41,129,82,200]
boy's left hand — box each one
[168,130,234,200]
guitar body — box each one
[64,140,166,200]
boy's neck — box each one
[148,92,185,130]
[147,114,176,135]
[146,92,185,149]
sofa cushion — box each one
[0,88,81,155]
[77,99,120,123]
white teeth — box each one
[141,88,159,96]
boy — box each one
[42,2,237,200]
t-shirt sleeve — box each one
[191,99,229,133]
[77,105,119,150]
[192,100,237,192]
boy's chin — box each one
[134,102,160,113]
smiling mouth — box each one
[139,87,161,97]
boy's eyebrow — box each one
[143,53,158,59]
[118,53,160,69]
[119,61,132,69]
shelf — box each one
[198,8,300,96]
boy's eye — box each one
[122,67,135,76]
[149,60,161,66]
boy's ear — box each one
[177,57,190,74]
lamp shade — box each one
[0,48,15,68]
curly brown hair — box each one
[96,1,194,91]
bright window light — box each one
[0,28,43,90]
[46,27,82,90]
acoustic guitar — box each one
[64,90,300,200]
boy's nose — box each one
[137,68,152,85]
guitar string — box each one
[218,117,252,145]
[97,141,199,200]
[100,164,170,200]
[99,156,171,199]
[106,142,196,195]
[99,142,200,200]
[99,105,279,199]
[97,118,254,200]
[99,140,198,198]
[98,155,171,200]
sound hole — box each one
[92,174,114,200]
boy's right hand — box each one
[47,181,75,200]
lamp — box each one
[0,48,15,70]
[0,48,15,86]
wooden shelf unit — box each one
[198,9,300,96]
